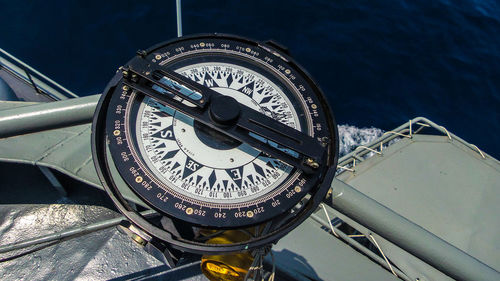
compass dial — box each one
[137,62,300,204]
[103,35,336,228]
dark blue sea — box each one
[1,0,499,158]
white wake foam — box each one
[337,125,384,157]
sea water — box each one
[0,0,498,158]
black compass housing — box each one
[92,34,338,254]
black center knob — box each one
[209,95,240,125]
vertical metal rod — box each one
[176,0,183,37]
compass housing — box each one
[92,34,338,254]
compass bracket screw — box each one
[131,234,147,246]
[136,49,148,58]
[305,158,320,169]
[118,224,152,247]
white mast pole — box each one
[176,0,183,37]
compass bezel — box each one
[92,34,338,249]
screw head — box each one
[131,234,147,246]
[136,49,147,57]
[305,158,320,169]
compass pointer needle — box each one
[123,64,325,173]
[127,60,212,107]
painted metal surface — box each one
[1,96,500,280]
[0,95,98,138]
[0,162,396,281]
[0,204,169,280]
[334,128,500,281]
[0,101,99,186]
[267,217,399,280]
[0,76,17,101]
[309,206,413,281]
[0,115,145,208]
[0,162,208,280]
[331,178,499,281]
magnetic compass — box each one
[92,34,338,254]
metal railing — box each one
[336,117,489,174]
[0,47,79,100]
[325,179,500,281]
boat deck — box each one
[0,50,499,280]
[336,133,500,272]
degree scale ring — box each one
[92,34,338,251]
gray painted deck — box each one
[336,134,500,280]
[0,94,498,279]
